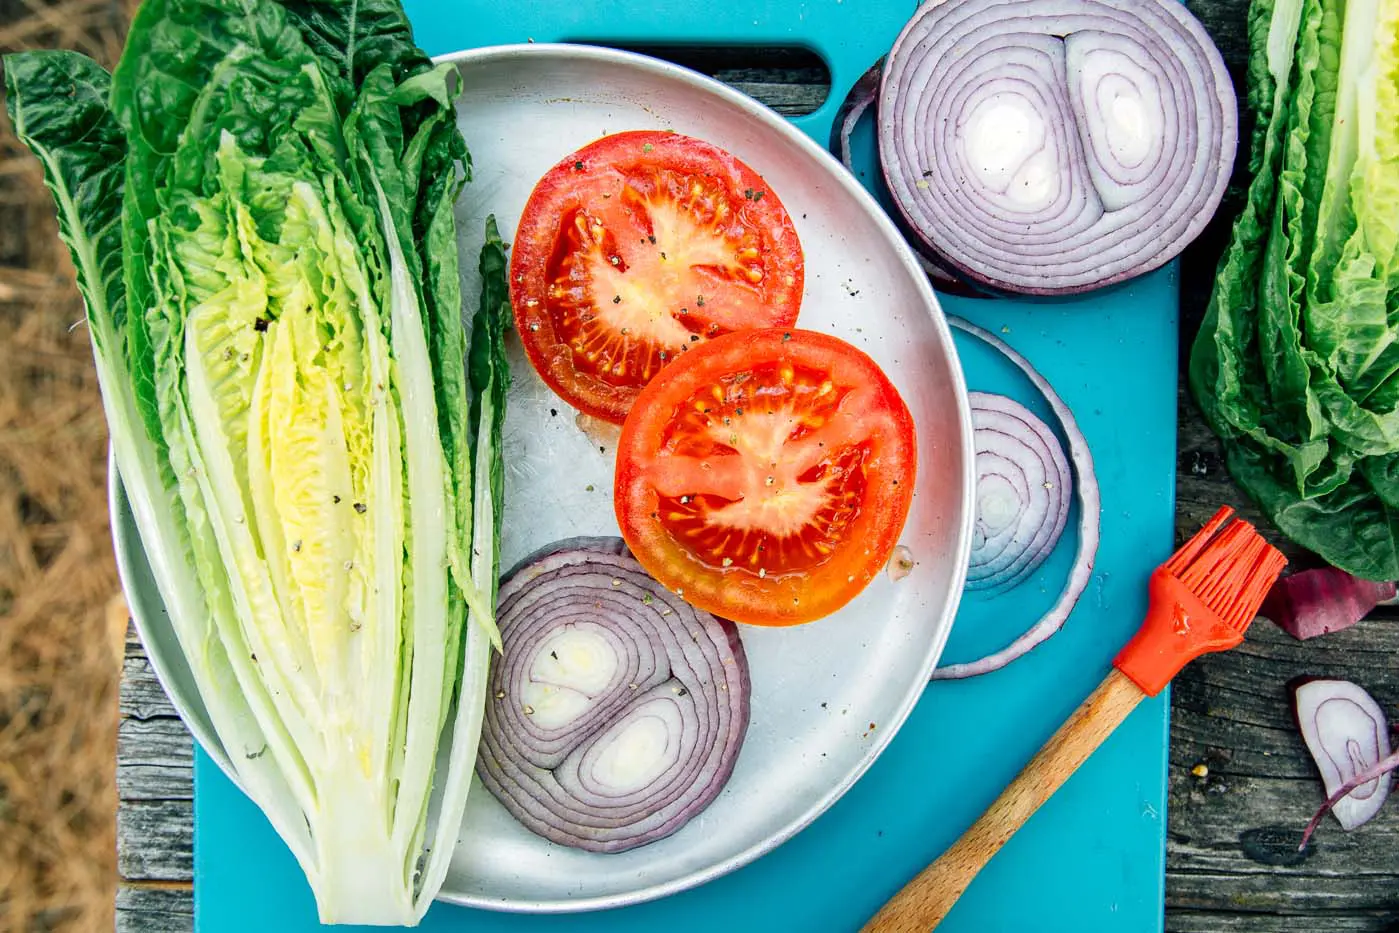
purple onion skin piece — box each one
[1262,567,1397,640]
[477,538,751,853]
[830,57,884,176]
[878,0,1237,296]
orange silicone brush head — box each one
[1114,507,1288,697]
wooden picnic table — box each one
[114,2,1399,929]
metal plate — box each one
[112,43,974,914]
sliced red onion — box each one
[879,0,1237,295]
[932,318,1100,679]
[1294,679,1395,843]
[831,58,976,294]
[967,392,1071,591]
[1262,568,1396,641]
[477,538,750,853]
[831,58,884,177]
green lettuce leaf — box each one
[1191,0,1399,579]
[3,47,318,864]
[11,0,501,920]
[469,216,512,610]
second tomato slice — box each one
[614,328,917,627]
[509,130,804,424]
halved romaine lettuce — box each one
[1191,0,1399,579]
[4,0,509,922]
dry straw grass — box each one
[1,0,134,929]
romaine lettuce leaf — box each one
[1191,0,1399,579]
[5,0,503,922]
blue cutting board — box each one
[193,1,1178,930]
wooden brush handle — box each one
[862,668,1147,932]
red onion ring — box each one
[476,537,750,852]
[967,392,1072,591]
[932,318,1101,679]
[831,58,978,295]
[879,0,1237,295]
[831,57,883,178]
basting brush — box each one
[864,506,1288,932]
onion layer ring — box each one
[933,318,1101,679]
[967,392,1072,591]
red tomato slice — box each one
[509,130,804,424]
[614,328,917,627]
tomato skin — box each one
[614,328,917,627]
[509,130,804,424]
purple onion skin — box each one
[1263,567,1397,641]
[501,535,628,579]
[830,57,883,174]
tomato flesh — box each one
[615,329,917,627]
[512,131,804,423]
[650,361,874,576]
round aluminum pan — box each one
[111,42,974,914]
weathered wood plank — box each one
[121,628,180,722]
[1165,601,1399,929]
[118,798,193,883]
[1167,910,1399,933]
[118,716,194,802]
[1168,771,1399,876]
[118,628,195,901]
[1168,867,1399,914]
[115,885,194,933]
